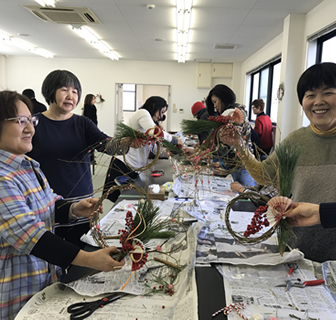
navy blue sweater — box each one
[28,113,109,200]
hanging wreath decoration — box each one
[277,82,285,101]
[95,93,105,103]
[109,122,182,172]
[90,184,187,290]
[224,144,301,255]
[181,107,246,175]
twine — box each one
[90,184,150,248]
[212,302,248,319]
[224,191,278,245]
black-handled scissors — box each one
[67,293,126,319]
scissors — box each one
[286,263,298,277]
[67,293,126,319]
[151,169,164,177]
[275,279,325,292]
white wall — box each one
[5,57,214,136]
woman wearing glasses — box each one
[0,91,124,319]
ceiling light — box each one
[71,25,119,60]
[34,0,56,7]
[176,0,193,63]
[0,30,53,58]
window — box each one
[246,59,281,124]
[123,84,136,111]
[316,29,336,63]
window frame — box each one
[122,83,137,112]
[316,28,336,63]
[247,58,281,125]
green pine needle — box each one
[181,119,219,135]
[133,199,175,245]
[275,144,301,198]
[114,122,182,153]
[274,143,301,255]
[114,122,139,140]
[162,140,183,153]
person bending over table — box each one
[103,96,182,203]
[220,62,336,263]
[27,70,129,248]
[184,85,257,187]
[0,91,124,319]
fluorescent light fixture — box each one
[35,48,54,58]
[71,25,119,60]
[176,0,193,63]
[0,30,54,58]
[34,0,56,7]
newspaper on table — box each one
[16,226,198,320]
[167,191,303,266]
[15,272,197,320]
[218,263,336,319]
[196,210,304,266]
[172,173,236,201]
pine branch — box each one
[275,144,301,197]
[181,119,219,135]
[114,122,139,140]
[162,140,183,153]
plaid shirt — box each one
[0,150,62,319]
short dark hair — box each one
[252,99,265,111]
[297,62,336,105]
[0,90,33,136]
[84,94,95,105]
[41,70,82,105]
[140,96,168,117]
[205,84,236,116]
[22,88,35,99]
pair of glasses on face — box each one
[4,115,39,126]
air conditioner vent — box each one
[23,5,101,25]
[213,44,237,50]
[84,13,96,23]
[31,10,48,21]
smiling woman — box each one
[0,100,36,157]
[0,90,125,319]
[220,62,336,263]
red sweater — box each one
[254,113,273,150]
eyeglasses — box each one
[4,115,39,126]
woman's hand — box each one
[183,147,195,156]
[72,246,125,272]
[176,139,183,149]
[284,202,320,227]
[72,198,102,217]
[121,137,142,148]
[219,127,243,150]
[230,181,245,193]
